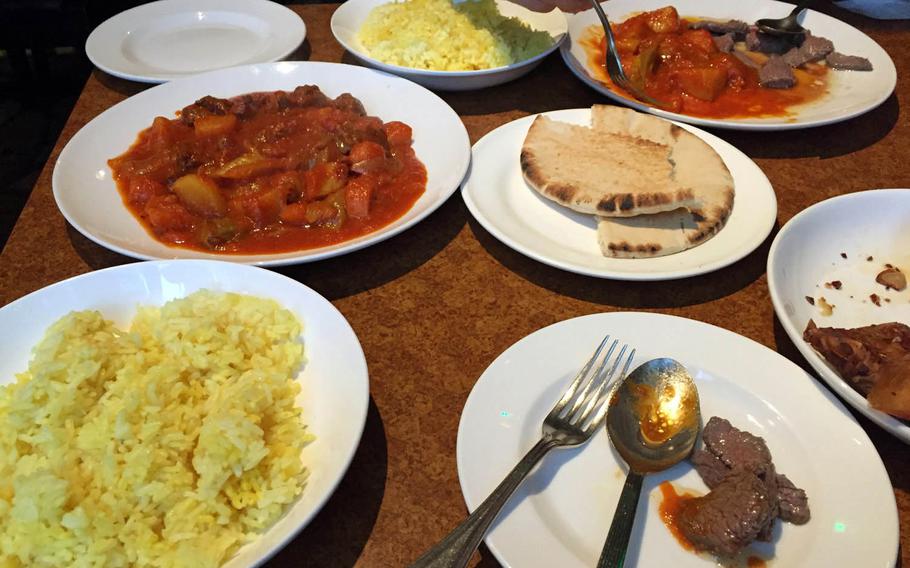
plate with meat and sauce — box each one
[85,0,307,84]
[52,62,471,265]
[768,189,910,444]
[559,0,896,130]
[457,312,898,567]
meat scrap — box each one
[689,19,750,38]
[876,267,907,291]
[781,35,834,67]
[759,55,796,89]
[712,32,735,53]
[826,52,874,71]
[681,417,810,558]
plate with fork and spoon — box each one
[440,312,896,567]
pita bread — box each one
[520,115,699,217]
[591,105,735,258]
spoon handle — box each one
[597,470,644,568]
[790,0,813,17]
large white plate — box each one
[0,260,369,567]
[559,0,897,130]
[457,312,898,567]
[768,188,910,443]
[85,0,306,84]
[461,108,777,280]
[331,0,566,91]
[52,62,471,266]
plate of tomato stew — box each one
[52,62,471,265]
[559,0,896,130]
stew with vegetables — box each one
[108,86,426,254]
[582,6,828,118]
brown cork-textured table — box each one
[2,2,909,566]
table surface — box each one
[2,2,909,566]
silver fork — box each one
[589,0,667,108]
[411,336,636,568]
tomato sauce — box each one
[582,6,829,119]
[108,86,426,254]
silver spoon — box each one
[756,0,813,36]
[596,358,701,568]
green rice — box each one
[0,291,310,567]
[357,0,554,71]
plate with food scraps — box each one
[559,0,896,130]
[330,0,567,91]
[85,0,306,83]
[768,189,910,443]
[457,311,897,568]
[461,106,776,280]
[0,259,369,567]
[52,61,471,266]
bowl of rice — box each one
[331,0,567,91]
[0,260,369,567]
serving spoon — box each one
[596,358,701,568]
[756,0,813,36]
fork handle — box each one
[597,470,644,568]
[410,436,560,568]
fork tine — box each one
[584,347,635,434]
[551,335,611,414]
[561,339,618,419]
[572,343,628,425]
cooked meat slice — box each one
[689,19,750,38]
[701,417,774,476]
[759,55,797,88]
[745,28,794,55]
[781,35,835,68]
[867,351,910,419]
[713,33,735,53]
[826,52,874,71]
[692,448,729,488]
[777,474,811,524]
[803,319,910,395]
[678,471,775,557]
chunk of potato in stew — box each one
[108,85,426,253]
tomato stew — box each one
[109,86,427,254]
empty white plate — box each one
[461,108,777,280]
[768,188,910,443]
[86,0,306,83]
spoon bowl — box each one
[597,358,701,568]
[756,0,812,36]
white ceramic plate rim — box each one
[0,260,370,567]
[559,0,897,130]
[85,0,307,84]
[461,108,777,280]
[330,0,567,78]
[767,188,910,443]
[456,311,898,568]
[51,62,471,266]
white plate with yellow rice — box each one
[331,0,567,91]
[0,260,369,567]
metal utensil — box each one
[411,336,635,568]
[597,358,701,568]
[756,0,812,36]
[588,0,666,107]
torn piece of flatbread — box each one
[591,105,735,258]
[520,115,699,217]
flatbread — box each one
[591,105,735,258]
[520,115,699,217]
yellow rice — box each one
[357,0,554,71]
[0,291,310,567]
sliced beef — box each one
[783,35,835,67]
[689,19,750,38]
[713,33,735,53]
[759,55,796,89]
[701,417,774,475]
[826,52,874,71]
[745,28,794,55]
[777,474,811,525]
[678,471,775,557]
[692,448,729,488]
